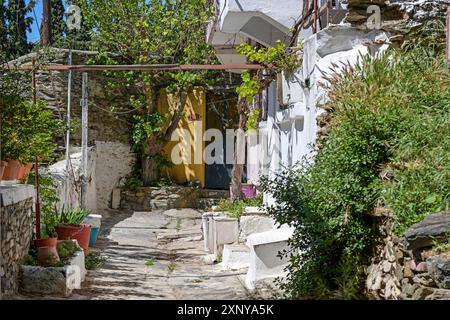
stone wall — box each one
[8,48,136,145]
[366,212,450,300]
[47,142,135,212]
[8,49,138,212]
[95,141,135,210]
[0,185,34,299]
[346,0,450,31]
[121,186,201,211]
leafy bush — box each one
[1,99,63,163]
[262,21,450,299]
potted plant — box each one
[55,207,92,256]
[34,209,59,249]
[0,99,62,181]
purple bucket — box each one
[229,183,257,198]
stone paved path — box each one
[70,208,248,300]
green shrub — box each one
[216,195,263,218]
[262,21,450,299]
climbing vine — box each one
[230,39,303,199]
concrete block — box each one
[202,212,239,255]
[244,206,267,215]
[212,215,239,255]
[245,228,294,290]
[20,247,86,296]
[239,215,276,242]
[111,188,121,209]
[221,244,250,270]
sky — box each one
[27,0,43,43]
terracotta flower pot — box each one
[0,160,7,180]
[18,162,33,180]
[55,224,92,256]
[2,160,22,180]
[37,246,60,267]
[34,237,58,249]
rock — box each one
[366,265,383,291]
[382,260,393,273]
[404,213,450,250]
[403,260,414,278]
[415,261,428,272]
[384,277,401,299]
[412,274,435,287]
[202,254,217,265]
[427,257,450,289]
[412,285,435,300]
[384,243,397,262]
[425,289,450,300]
[401,279,416,298]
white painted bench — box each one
[245,227,294,290]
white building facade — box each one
[207,0,389,202]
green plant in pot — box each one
[34,209,59,249]
[55,207,92,256]
[0,99,63,180]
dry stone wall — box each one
[121,186,201,211]
[0,185,34,299]
[366,212,450,300]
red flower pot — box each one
[55,224,92,256]
[37,246,60,267]
[34,237,58,249]
[18,163,33,180]
[2,160,22,180]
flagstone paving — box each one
[68,208,249,300]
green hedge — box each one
[262,21,450,299]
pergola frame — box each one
[45,62,270,210]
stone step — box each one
[196,198,223,210]
[199,189,230,199]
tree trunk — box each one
[141,91,188,186]
[231,97,248,200]
[142,157,159,186]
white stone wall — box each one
[47,148,97,213]
[94,141,135,210]
[259,26,389,205]
[47,141,135,212]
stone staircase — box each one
[120,186,229,211]
[196,189,230,210]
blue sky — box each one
[27,0,42,42]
